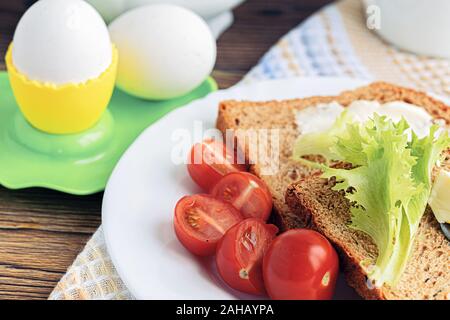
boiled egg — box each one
[6,0,118,134]
[109,4,216,100]
[12,0,112,85]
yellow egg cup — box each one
[5,43,118,134]
[1,43,217,195]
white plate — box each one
[102,77,369,299]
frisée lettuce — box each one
[293,113,450,287]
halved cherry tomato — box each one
[211,172,273,221]
[263,229,339,300]
[174,194,243,256]
[187,139,247,191]
[216,218,278,295]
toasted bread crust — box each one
[216,81,450,300]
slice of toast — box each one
[216,82,450,300]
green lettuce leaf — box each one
[292,111,354,161]
[294,114,450,287]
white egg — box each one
[109,4,216,100]
[12,0,112,85]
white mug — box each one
[86,0,246,22]
[364,0,450,58]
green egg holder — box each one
[0,71,217,195]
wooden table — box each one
[0,0,332,299]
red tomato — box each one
[263,229,339,300]
[216,218,278,295]
[211,172,273,221]
[187,139,247,191]
[174,194,243,256]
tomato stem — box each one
[239,269,249,279]
[321,271,330,286]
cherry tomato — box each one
[174,194,243,256]
[187,139,247,191]
[263,229,339,300]
[211,172,273,221]
[216,218,278,295]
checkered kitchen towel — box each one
[49,0,450,299]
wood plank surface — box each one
[0,0,332,299]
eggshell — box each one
[109,4,216,100]
[12,0,112,85]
